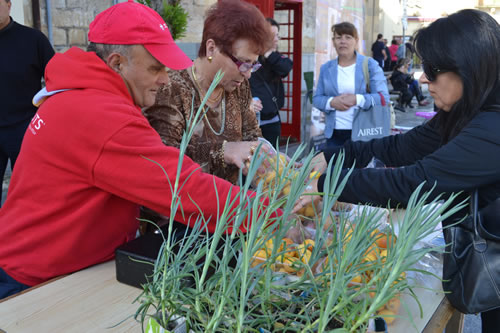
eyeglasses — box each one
[422,62,448,82]
[227,53,262,73]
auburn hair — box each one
[198,0,273,58]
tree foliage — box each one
[138,0,189,41]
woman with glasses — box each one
[296,10,500,331]
[144,0,273,185]
[313,22,390,149]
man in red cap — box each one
[0,1,280,299]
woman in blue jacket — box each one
[312,22,389,149]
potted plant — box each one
[132,73,465,332]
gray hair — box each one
[86,42,133,62]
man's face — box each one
[118,45,169,108]
[0,0,11,30]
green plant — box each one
[138,0,189,40]
[133,72,467,332]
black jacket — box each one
[249,51,293,121]
[0,18,54,126]
[390,70,413,92]
[318,103,500,222]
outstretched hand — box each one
[292,178,321,214]
[224,141,271,175]
[310,152,327,174]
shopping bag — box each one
[352,58,391,142]
[351,94,391,141]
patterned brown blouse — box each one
[144,69,262,184]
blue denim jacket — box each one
[312,53,389,139]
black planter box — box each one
[115,222,237,289]
[115,228,162,288]
[115,223,190,288]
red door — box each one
[244,0,303,144]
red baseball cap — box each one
[88,0,192,70]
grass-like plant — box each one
[133,71,467,332]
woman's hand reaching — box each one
[310,152,327,174]
[292,177,321,214]
[223,141,271,175]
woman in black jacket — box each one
[295,9,500,332]
[390,58,429,108]
[249,18,293,146]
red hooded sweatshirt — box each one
[0,48,278,286]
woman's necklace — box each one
[191,66,226,136]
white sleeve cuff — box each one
[356,94,366,108]
[326,97,335,110]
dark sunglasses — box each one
[227,53,262,73]
[422,62,448,82]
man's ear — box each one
[106,53,123,74]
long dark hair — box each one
[414,9,500,143]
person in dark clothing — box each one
[0,0,55,205]
[390,58,429,108]
[249,18,293,146]
[371,33,386,69]
[382,39,392,72]
[295,9,500,333]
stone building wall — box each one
[22,0,326,90]
[23,0,114,52]
[24,0,317,54]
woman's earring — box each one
[208,56,213,62]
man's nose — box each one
[159,70,169,85]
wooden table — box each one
[0,261,142,333]
[0,260,463,333]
